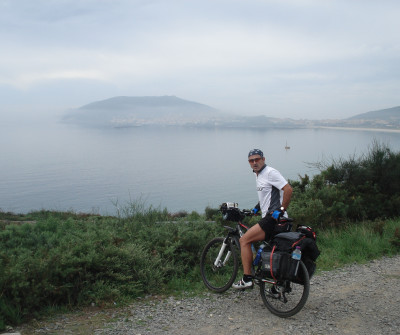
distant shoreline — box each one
[315,126,400,133]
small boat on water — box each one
[285,141,290,150]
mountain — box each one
[336,106,400,129]
[63,95,305,129]
[63,96,223,127]
[63,96,400,130]
[348,106,400,121]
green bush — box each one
[0,208,226,328]
[205,206,220,220]
[290,141,400,228]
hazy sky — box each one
[1,0,399,120]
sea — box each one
[2,120,400,215]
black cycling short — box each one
[258,215,276,241]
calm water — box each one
[2,122,400,215]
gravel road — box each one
[14,255,400,335]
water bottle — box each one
[253,243,266,266]
[290,246,302,278]
[292,246,302,261]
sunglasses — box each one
[248,157,262,163]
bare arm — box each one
[281,183,293,211]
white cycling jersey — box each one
[255,165,288,218]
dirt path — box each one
[12,255,400,335]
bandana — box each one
[248,149,264,158]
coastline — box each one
[315,126,400,133]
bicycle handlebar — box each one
[240,209,255,216]
[220,202,293,222]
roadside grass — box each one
[316,219,400,271]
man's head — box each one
[248,149,265,173]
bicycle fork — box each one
[214,238,232,268]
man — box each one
[232,149,293,289]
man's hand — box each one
[252,203,261,215]
[271,210,283,220]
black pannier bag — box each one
[294,226,320,279]
[262,231,320,281]
[261,248,291,280]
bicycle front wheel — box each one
[200,237,239,293]
[259,260,310,318]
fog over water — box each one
[2,122,400,215]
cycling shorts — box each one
[258,215,276,240]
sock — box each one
[243,274,253,282]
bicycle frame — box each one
[221,219,280,286]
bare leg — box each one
[239,224,265,275]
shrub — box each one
[0,207,227,328]
[290,141,400,227]
[205,206,220,220]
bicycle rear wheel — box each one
[200,237,239,293]
[259,260,310,318]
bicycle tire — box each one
[200,237,239,293]
[259,260,310,318]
